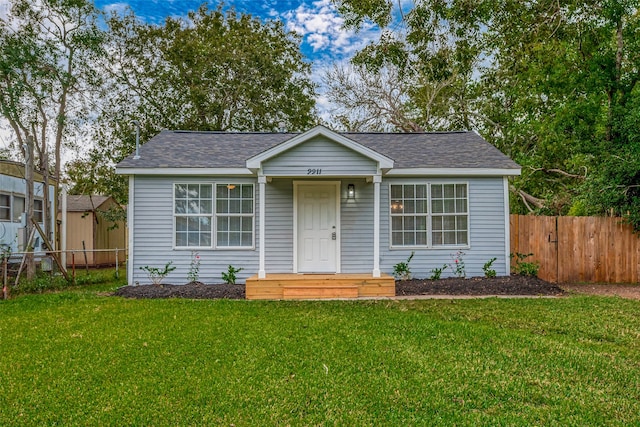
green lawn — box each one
[1,288,639,425]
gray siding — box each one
[264,179,294,272]
[379,177,508,278]
[130,175,509,284]
[340,178,374,272]
[263,178,374,274]
[131,176,259,284]
[262,135,378,176]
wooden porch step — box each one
[245,273,395,300]
[282,285,359,300]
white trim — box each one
[293,180,341,273]
[373,175,381,277]
[504,177,511,275]
[213,183,255,250]
[386,168,521,177]
[258,175,266,278]
[116,167,253,176]
[246,125,394,170]
[127,176,134,285]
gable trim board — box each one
[117,126,520,286]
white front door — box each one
[295,182,339,273]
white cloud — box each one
[282,0,379,58]
[102,2,130,15]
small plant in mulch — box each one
[449,250,466,278]
[429,264,448,280]
[187,251,201,283]
[393,251,414,280]
[140,262,176,285]
[483,257,497,278]
[511,252,540,277]
[222,265,243,285]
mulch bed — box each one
[113,275,565,299]
[395,275,565,297]
[113,281,245,299]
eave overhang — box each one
[115,167,254,176]
[385,168,522,177]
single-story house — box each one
[116,125,521,299]
[62,195,127,267]
[0,159,57,255]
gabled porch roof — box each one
[245,125,394,172]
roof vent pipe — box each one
[132,120,140,159]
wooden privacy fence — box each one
[510,215,640,283]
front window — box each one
[390,184,428,246]
[431,184,468,246]
[390,183,468,247]
[174,184,213,247]
[216,184,254,248]
[173,183,254,249]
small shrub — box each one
[140,262,176,285]
[483,257,497,278]
[449,250,466,278]
[511,252,540,277]
[393,251,414,280]
[222,265,243,285]
[429,264,448,280]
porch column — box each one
[373,174,381,277]
[258,175,267,278]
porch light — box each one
[347,184,355,199]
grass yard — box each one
[1,288,640,425]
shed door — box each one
[296,182,339,273]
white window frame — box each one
[389,181,470,249]
[172,182,255,250]
[430,183,469,247]
[389,183,429,248]
[214,183,255,250]
[173,183,214,249]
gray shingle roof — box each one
[116,129,519,170]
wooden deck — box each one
[245,273,396,300]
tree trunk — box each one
[25,136,35,280]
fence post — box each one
[115,248,119,279]
[2,257,7,300]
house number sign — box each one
[307,168,322,175]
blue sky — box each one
[93,0,381,65]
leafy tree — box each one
[0,0,104,266]
[335,0,640,229]
[72,4,317,203]
[323,63,420,132]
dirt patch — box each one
[560,283,640,300]
[113,275,565,299]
